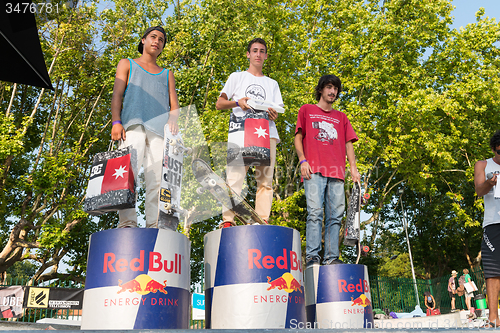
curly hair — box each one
[315,75,342,102]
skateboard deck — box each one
[191,158,266,225]
[247,99,285,113]
[157,124,190,229]
[344,182,361,248]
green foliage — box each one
[5,261,39,283]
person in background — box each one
[424,291,436,312]
[448,270,458,312]
[474,130,500,326]
[463,268,474,311]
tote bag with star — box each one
[83,145,136,215]
[227,110,271,167]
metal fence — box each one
[369,266,485,314]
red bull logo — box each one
[267,272,302,293]
[338,279,370,293]
[116,274,168,295]
[103,251,182,275]
[248,249,302,272]
[350,294,371,308]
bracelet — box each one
[300,159,307,165]
[112,120,122,126]
[235,101,239,107]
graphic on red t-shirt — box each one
[295,104,358,179]
[312,121,338,144]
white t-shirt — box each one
[484,158,500,228]
[220,71,283,141]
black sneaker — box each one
[306,259,320,267]
[327,259,344,265]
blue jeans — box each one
[304,173,345,264]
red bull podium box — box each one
[304,264,374,329]
[81,228,190,330]
[204,225,306,328]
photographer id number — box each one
[5,2,59,14]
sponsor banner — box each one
[192,293,205,320]
[204,225,305,328]
[81,228,190,330]
[0,286,24,318]
[24,287,83,310]
[304,264,374,328]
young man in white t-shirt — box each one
[216,38,283,227]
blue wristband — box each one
[235,101,239,107]
[300,159,307,165]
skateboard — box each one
[157,124,191,229]
[344,182,361,261]
[247,99,285,113]
[191,158,266,225]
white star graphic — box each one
[112,165,128,179]
[254,126,268,138]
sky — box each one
[449,0,498,30]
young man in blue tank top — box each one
[474,129,500,326]
[110,26,180,229]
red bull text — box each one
[248,249,302,272]
[338,279,369,293]
[103,251,182,274]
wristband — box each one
[235,101,239,107]
[112,120,122,126]
[300,159,307,165]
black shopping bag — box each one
[227,110,271,166]
[83,145,136,215]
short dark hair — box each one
[490,129,500,150]
[315,75,342,101]
[247,38,267,53]
[138,26,167,54]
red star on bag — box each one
[245,118,270,148]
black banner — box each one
[24,287,84,309]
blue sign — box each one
[193,293,205,310]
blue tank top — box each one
[121,59,170,137]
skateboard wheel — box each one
[363,193,371,200]
[164,203,172,210]
[170,139,176,146]
[208,179,217,187]
[196,187,206,194]
[362,245,370,253]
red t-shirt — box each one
[295,104,358,180]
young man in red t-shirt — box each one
[294,75,360,266]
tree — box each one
[0,1,120,283]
